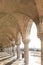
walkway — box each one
[0,51,41,65]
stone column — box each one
[23,39,29,65]
[17,43,20,59]
[38,33,43,65]
[11,40,15,56]
[41,37,43,65]
[12,44,15,56]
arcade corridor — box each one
[0,0,43,65]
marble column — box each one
[41,37,43,65]
[11,40,15,56]
[12,44,15,56]
[23,39,29,65]
[38,33,43,65]
[17,43,20,59]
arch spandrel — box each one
[12,13,33,40]
[0,14,21,47]
[0,12,40,46]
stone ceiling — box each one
[0,0,43,47]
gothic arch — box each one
[0,14,21,47]
[12,12,34,40]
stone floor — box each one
[0,51,41,65]
[29,51,41,65]
[0,52,11,61]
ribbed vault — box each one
[0,14,21,47]
[0,13,38,47]
[0,0,42,47]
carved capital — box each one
[23,38,30,45]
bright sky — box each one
[29,22,41,49]
[20,22,41,49]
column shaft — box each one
[17,44,20,59]
[23,40,29,65]
[38,33,43,65]
[41,39,43,65]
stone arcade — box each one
[0,0,43,65]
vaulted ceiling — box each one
[0,0,43,47]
